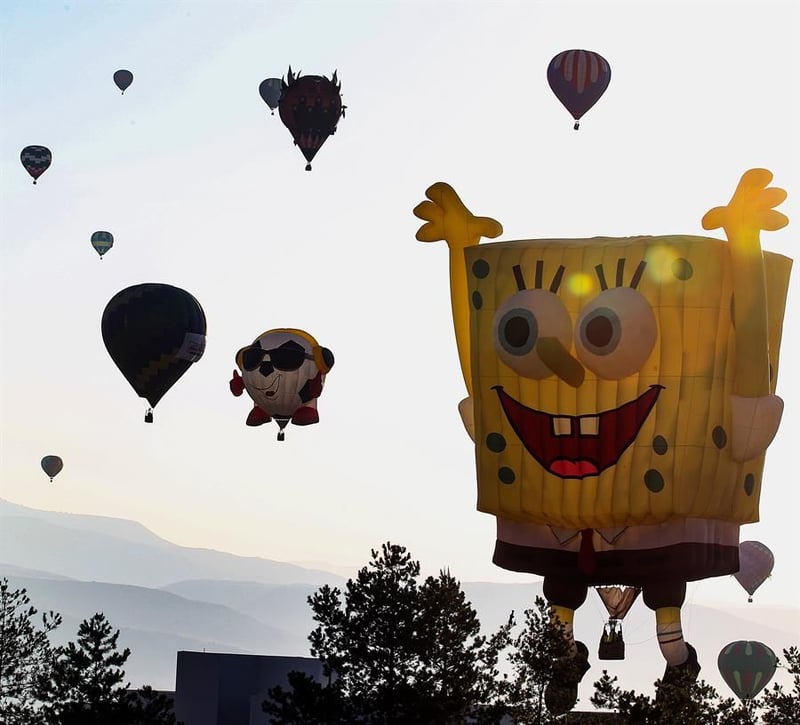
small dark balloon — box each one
[258,78,282,111]
[114,69,133,94]
[21,145,52,183]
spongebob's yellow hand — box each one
[414,183,502,401]
[414,182,502,249]
[702,168,788,240]
[702,169,789,398]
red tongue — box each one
[550,460,599,477]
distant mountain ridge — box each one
[0,498,345,588]
[1,497,797,702]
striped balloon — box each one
[91,231,114,259]
[547,49,611,129]
[718,640,777,701]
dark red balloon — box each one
[547,49,611,129]
[278,67,344,170]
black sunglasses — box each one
[242,346,313,372]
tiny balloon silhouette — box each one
[91,231,114,259]
[258,78,282,115]
[41,455,63,482]
[21,146,52,184]
[114,69,133,94]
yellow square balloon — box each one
[464,236,791,530]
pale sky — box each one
[1,0,798,629]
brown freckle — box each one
[644,469,664,492]
[712,426,727,449]
[652,436,668,455]
[671,258,693,281]
[499,467,515,485]
[744,474,755,496]
[472,291,483,309]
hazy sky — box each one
[2,0,798,636]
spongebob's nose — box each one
[259,361,275,376]
[536,337,585,387]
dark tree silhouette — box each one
[46,613,178,725]
[0,578,61,725]
[264,542,511,724]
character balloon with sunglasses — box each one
[230,328,334,440]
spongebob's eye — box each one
[575,287,656,379]
[493,289,571,378]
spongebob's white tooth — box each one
[553,417,572,436]
[579,416,599,435]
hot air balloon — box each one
[230,328,334,441]
[278,67,344,171]
[595,586,641,660]
[547,49,611,130]
[259,78,282,115]
[718,641,777,702]
[41,455,63,482]
[735,540,774,602]
[413,168,791,714]
[102,284,206,422]
[21,146,52,184]
[113,69,133,94]
[91,231,114,259]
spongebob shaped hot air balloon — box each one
[413,169,791,713]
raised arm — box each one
[702,168,788,397]
[414,183,502,396]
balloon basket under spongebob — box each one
[415,170,791,684]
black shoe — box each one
[660,642,701,688]
[544,640,591,715]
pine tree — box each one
[264,542,511,724]
[48,612,132,724]
[761,647,800,725]
[415,570,511,724]
[0,578,62,725]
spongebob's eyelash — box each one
[595,259,647,290]
[513,262,566,293]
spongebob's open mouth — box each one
[493,385,663,479]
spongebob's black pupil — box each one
[505,316,530,348]
[586,315,613,347]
